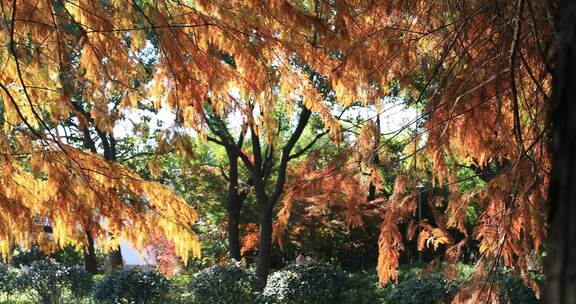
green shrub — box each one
[92,274,106,283]
[263,263,347,304]
[17,259,70,304]
[498,270,542,304]
[11,247,46,268]
[15,259,92,304]
[188,262,257,304]
[339,270,383,304]
[165,274,194,304]
[11,246,83,268]
[92,267,169,304]
[382,271,459,304]
[65,266,93,300]
[0,263,17,295]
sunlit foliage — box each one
[0,0,552,299]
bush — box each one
[0,263,17,295]
[17,259,70,304]
[92,267,169,304]
[263,263,347,304]
[498,270,542,304]
[15,259,92,304]
[340,270,383,304]
[188,262,257,304]
[382,271,459,304]
[165,274,194,304]
[11,247,46,268]
[65,266,93,300]
[11,245,84,268]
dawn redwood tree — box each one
[223,145,249,262]
[204,99,338,284]
[67,96,124,271]
[0,0,345,283]
[0,0,558,297]
[202,114,250,261]
[313,2,554,294]
[545,0,576,302]
[0,0,202,265]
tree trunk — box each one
[108,247,123,270]
[367,115,381,202]
[367,182,377,202]
[226,152,246,261]
[103,135,125,271]
[545,0,576,302]
[251,107,311,288]
[255,202,274,288]
[228,198,243,261]
[83,228,99,274]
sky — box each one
[121,240,147,265]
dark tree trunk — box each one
[545,0,576,302]
[108,247,124,270]
[226,151,247,261]
[83,228,99,274]
[204,105,251,262]
[367,182,377,202]
[227,202,243,261]
[252,108,311,287]
[367,116,381,202]
[76,112,123,272]
[227,189,247,261]
[103,135,125,270]
[255,202,274,287]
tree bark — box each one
[226,151,246,261]
[83,228,99,274]
[78,121,101,274]
[204,103,250,261]
[253,108,312,287]
[103,134,124,270]
[545,0,576,302]
[367,116,382,202]
[255,202,274,287]
[227,201,243,261]
[108,247,124,270]
[226,149,242,261]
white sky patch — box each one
[339,96,421,136]
[379,102,420,135]
[114,94,420,144]
[226,87,245,136]
[121,240,151,266]
[113,107,177,139]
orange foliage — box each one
[240,223,260,256]
[0,0,553,296]
[0,141,200,263]
[377,174,418,283]
[274,152,366,250]
[145,232,179,276]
